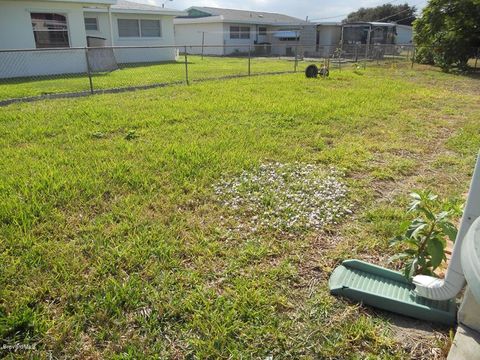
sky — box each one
[135,0,428,22]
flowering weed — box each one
[214,162,352,234]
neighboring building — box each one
[395,24,413,45]
[0,0,184,77]
[341,22,397,46]
[304,22,342,57]
[340,22,397,59]
[174,7,311,56]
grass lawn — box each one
[0,55,304,102]
[0,54,411,102]
[1,65,479,359]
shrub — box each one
[390,191,459,279]
[413,0,480,72]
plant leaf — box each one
[389,253,411,262]
[405,219,427,238]
[410,192,421,200]
[435,211,450,221]
[404,259,413,279]
[418,206,436,221]
[439,221,458,242]
[427,238,445,269]
[411,223,428,239]
[409,258,418,279]
[389,235,405,245]
[408,200,421,212]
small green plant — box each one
[124,129,138,140]
[91,131,106,139]
[390,191,459,279]
[352,63,363,75]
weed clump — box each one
[214,162,351,234]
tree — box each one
[344,3,417,26]
[414,0,480,71]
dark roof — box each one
[184,6,308,25]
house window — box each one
[230,26,250,39]
[118,19,161,38]
[259,27,267,35]
[275,30,300,41]
[140,20,161,37]
[278,36,300,41]
[31,13,70,48]
[84,17,98,31]
[118,19,140,37]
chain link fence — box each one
[0,44,478,105]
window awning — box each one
[273,30,299,38]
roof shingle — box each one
[111,0,181,14]
[185,6,308,25]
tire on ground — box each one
[305,64,319,78]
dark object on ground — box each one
[305,64,318,78]
[305,65,329,78]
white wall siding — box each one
[113,47,176,64]
[300,25,316,49]
[222,23,253,55]
[84,11,112,45]
[174,22,224,55]
[318,26,341,46]
[316,25,341,56]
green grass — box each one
[0,55,303,101]
[0,54,413,102]
[1,65,479,359]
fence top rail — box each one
[0,43,419,53]
[0,45,176,53]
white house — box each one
[0,0,184,78]
[174,7,311,56]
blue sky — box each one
[136,0,427,22]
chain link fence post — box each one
[363,51,367,70]
[392,45,395,67]
[294,45,298,73]
[364,42,368,69]
[184,46,189,85]
[248,44,251,76]
[475,47,479,70]
[84,47,94,94]
[411,46,415,69]
[338,47,342,72]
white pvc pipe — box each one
[413,153,480,301]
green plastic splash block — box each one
[329,259,457,326]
